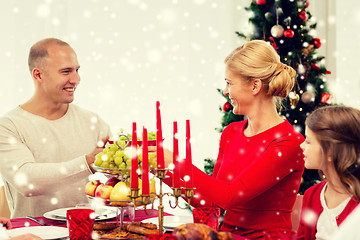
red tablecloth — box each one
[10,210,246,240]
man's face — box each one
[39,44,80,105]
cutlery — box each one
[26,216,47,226]
[50,215,66,220]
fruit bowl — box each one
[91,164,131,178]
[87,195,152,208]
[108,139,157,147]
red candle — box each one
[156,101,165,169]
[185,119,193,189]
[173,121,180,188]
[142,127,150,195]
[131,122,139,189]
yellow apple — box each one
[110,181,131,206]
[85,180,101,197]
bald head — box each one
[28,38,71,73]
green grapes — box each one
[119,130,157,141]
[94,131,158,172]
[114,156,123,166]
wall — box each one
[309,0,360,108]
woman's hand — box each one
[148,146,174,168]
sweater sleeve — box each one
[166,126,231,208]
[190,136,303,210]
[0,110,111,197]
[297,181,325,240]
[0,121,91,196]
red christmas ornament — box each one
[311,63,331,74]
[321,92,333,104]
[269,37,278,50]
[299,11,308,22]
[311,63,321,70]
[222,102,232,112]
[284,29,294,38]
[256,0,266,5]
[313,38,321,49]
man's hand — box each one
[11,234,44,240]
[85,135,109,172]
[0,217,12,229]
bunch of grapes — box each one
[119,130,156,141]
[94,132,157,171]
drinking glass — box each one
[67,208,95,240]
[192,207,221,231]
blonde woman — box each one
[298,106,360,239]
[159,40,305,239]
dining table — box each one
[9,209,246,240]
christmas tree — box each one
[208,0,333,194]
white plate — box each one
[44,207,118,221]
[7,226,68,240]
[142,216,193,229]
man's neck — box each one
[21,98,69,120]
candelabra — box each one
[130,168,194,234]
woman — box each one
[160,40,305,239]
[297,106,360,239]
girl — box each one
[298,106,360,239]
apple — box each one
[110,181,131,206]
[95,184,113,199]
[85,180,101,197]
[105,176,120,187]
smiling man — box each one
[0,38,111,218]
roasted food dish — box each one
[172,223,234,240]
[93,221,159,239]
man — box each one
[0,38,110,218]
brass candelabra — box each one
[130,168,194,234]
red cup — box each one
[67,208,95,240]
[263,229,297,240]
[192,207,221,231]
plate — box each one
[44,207,118,221]
[7,226,68,240]
[142,216,193,230]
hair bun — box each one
[268,62,296,98]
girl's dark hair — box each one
[306,105,360,201]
